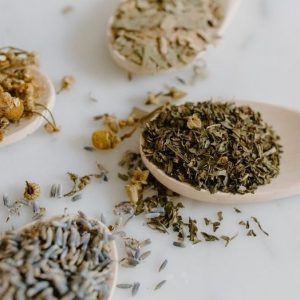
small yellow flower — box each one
[131,168,149,185]
[24,181,40,201]
[92,130,120,150]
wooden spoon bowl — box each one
[107,0,240,75]
[140,100,300,204]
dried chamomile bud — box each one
[187,114,202,129]
[164,87,187,100]
[131,168,149,185]
[92,130,120,150]
[5,102,24,122]
[57,75,75,94]
[1,93,24,122]
[24,181,41,201]
[44,123,60,133]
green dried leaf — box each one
[201,232,219,242]
[220,233,238,247]
[251,216,269,236]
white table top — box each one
[1,1,300,299]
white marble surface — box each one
[1,0,300,299]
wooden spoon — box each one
[107,0,240,75]
[17,214,118,300]
[140,100,300,204]
[0,66,56,148]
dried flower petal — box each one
[103,114,119,133]
[24,181,40,201]
[131,168,149,185]
[125,184,140,203]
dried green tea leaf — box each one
[118,173,129,181]
[247,229,257,237]
[251,216,269,236]
[212,221,220,232]
[217,211,223,221]
[204,217,211,226]
[187,217,198,242]
[220,233,238,247]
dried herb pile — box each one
[110,0,223,73]
[115,151,270,247]
[116,151,191,242]
[0,47,58,141]
[0,213,115,299]
[142,101,282,194]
